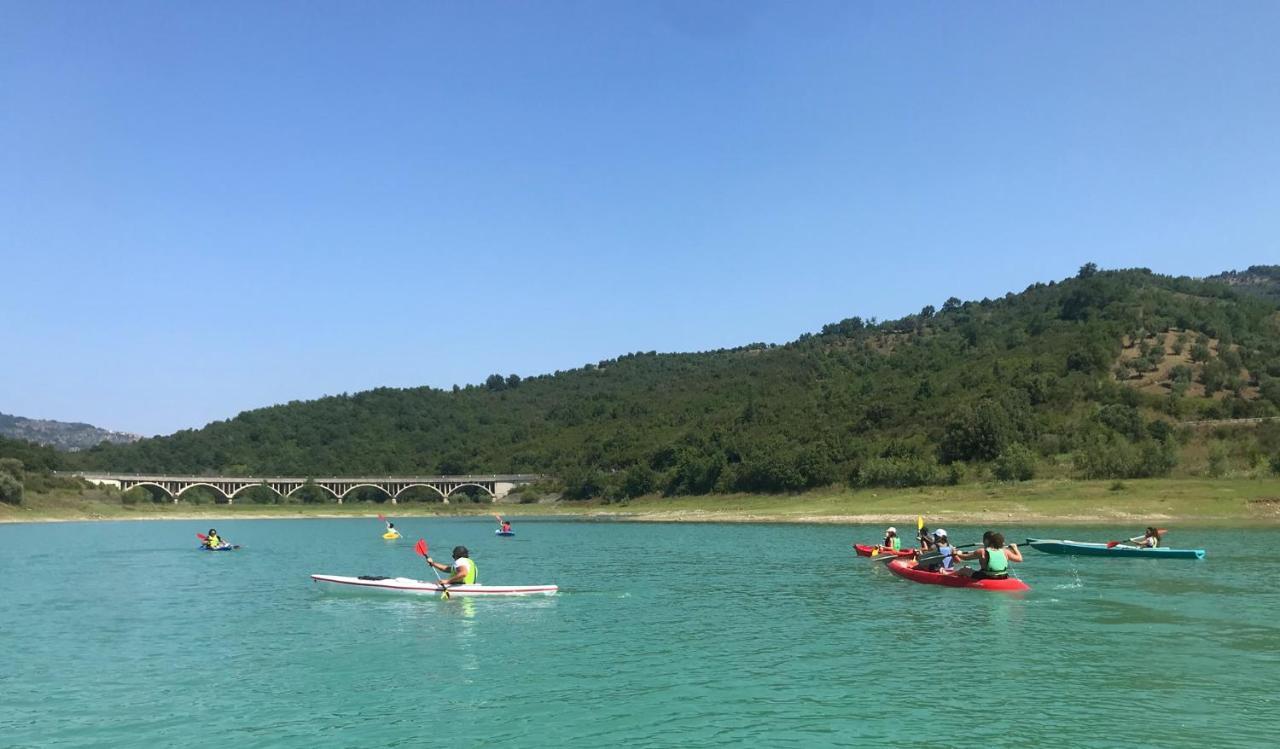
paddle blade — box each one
[378,514,386,522]
[414,539,428,557]
[493,513,504,525]
[1106,541,1122,549]
[196,533,207,540]
[917,515,924,531]
[870,547,880,557]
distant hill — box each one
[1206,265,1280,303]
[0,412,140,452]
[71,264,1280,498]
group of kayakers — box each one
[866,523,1166,582]
[909,526,1022,581]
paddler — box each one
[204,528,223,549]
[883,527,901,552]
[1130,527,1162,548]
[954,531,1023,580]
[918,525,935,552]
[501,520,512,533]
[918,529,954,572]
[385,521,399,536]
[424,545,478,585]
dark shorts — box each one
[971,570,1009,581]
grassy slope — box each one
[6,479,1280,526]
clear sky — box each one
[2,1,1277,436]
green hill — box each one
[1205,265,1280,304]
[56,264,1280,501]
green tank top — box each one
[984,548,1008,574]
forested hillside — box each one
[48,265,1280,500]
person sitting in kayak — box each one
[918,529,954,572]
[385,521,398,535]
[204,529,223,549]
[918,525,935,552]
[501,520,512,533]
[1130,527,1162,548]
[883,527,900,552]
[955,532,1023,580]
[425,545,478,585]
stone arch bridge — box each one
[75,473,543,504]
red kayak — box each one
[853,544,916,558]
[886,559,1030,592]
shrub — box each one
[0,471,23,505]
[856,457,945,488]
[1207,443,1229,478]
[993,443,1036,482]
[1074,438,1178,479]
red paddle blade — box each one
[196,533,207,540]
[1106,541,1121,548]
[378,514,386,522]
[414,539,428,557]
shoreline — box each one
[3,506,1277,528]
[5,477,1279,527]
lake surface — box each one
[0,519,1275,748]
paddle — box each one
[904,542,983,568]
[414,538,450,600]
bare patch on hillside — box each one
[1113,329,1259,400]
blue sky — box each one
[2,1,1277,436]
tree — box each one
[939,400,1016,463]
[1078,262,1099,279]
[0,470,22,505]
[993,443,1036,481]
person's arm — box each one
[953,548,974,561]
[1005,544,1023,562]
[425,557,449,573]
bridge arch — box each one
[392,483,448,503]
[174,483,233,503]
[336,483,394,502]
[229,484,284,502]
[285,483,340,502]
[443,483,495,502]
[128,482,175,500]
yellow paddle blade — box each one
[917,515,924,530]
[870,547,879,557]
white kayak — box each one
[310,574,558,597]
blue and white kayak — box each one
[310,574,556,597]
[199,544,239,551]
[1025,539,1204,559]
[495,530,515,536]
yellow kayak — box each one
[382,532,401,540]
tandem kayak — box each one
[1025,539,1205,560]
[853,544,914,558]
[199,544,239,551]
[886,559,1030,592]
[496,530,515,537]
[310,574,557,597]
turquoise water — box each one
[0,519,1276,748]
